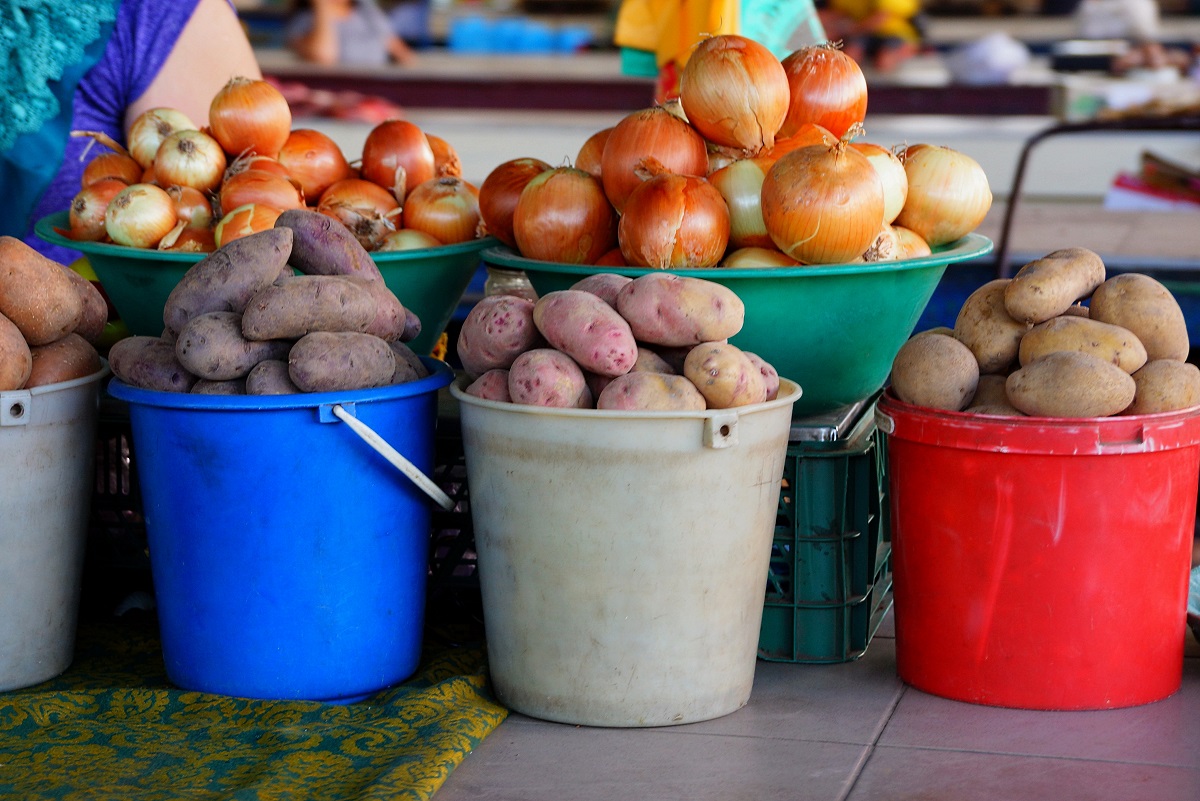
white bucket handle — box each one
[323,402,456,511]
[0,389,32,427]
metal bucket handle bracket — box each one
[705,411,739,449]
[320,402,455,511]
[1,390,32,427]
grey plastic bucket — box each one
[0,365,109,690]
[450,378,802,727]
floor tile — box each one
[878,657,1200,768]
[846,745,1200,801]
[436,715,870,801]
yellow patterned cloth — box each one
[0,613,507,800]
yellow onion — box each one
[166,185,214,231]
[208,77,292,158]
[708,156,774,249]
[360,119,436,202]
[893,225,932,259]
[852,142,909,225]
[126,107,196,170]
[862,224,902,262]
[618,172,730,269]
[318,177,401,249]
[679,34,789,156]
[401,176,481,245]
[600,106,708,213]
[214,203,282,248]
[895,144,992,247]
[721,246,801,267]
[779,44,868,140]
[426,133,462,177]
[218,169,305,216]
[377,228,442,251]
[225,153,293,181]
[81,151,142,187]
[761,140,884,264]
[159,227,216,252]
[105,182,177,248]
[575,127,612,178]
[759,123,836,168]
[512,166,617,264]
[68,179,127,241]
[478,157,551,248]
[153,129,227,193]
[276,129,354,200]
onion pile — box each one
[480,37,992,269]
[62,77,486,253]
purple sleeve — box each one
[28,0,203,262]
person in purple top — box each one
[1,0,262,263]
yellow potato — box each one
[1004,247,1105,325]
[1088,273,1189,362]
[683,342,766,409]
[890,332,979,411]
[1018,315,1147,374]
[954,279,1028,374]
[1006,350,1135,418]
[1124,360,1200,415]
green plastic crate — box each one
[758,401,892,663]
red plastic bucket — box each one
[876,392,1200,710]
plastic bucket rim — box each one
[877,387,1200,427]
[107,356,452,411]
[451,375,802,420]
[481,233,993,280]
[2,361,111,399]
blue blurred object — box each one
[556,25,593,53]
[448,15,492,53]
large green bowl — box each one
[35,211,492,356]
[484,234,994,417]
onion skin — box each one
[426,133,462,177]
[82,152,142,188]
[852,142,909,225]
[893,225,932,259]
[679,34,789,156]
[214,203,283,248]
[402,176,481,245]
[758,123,836,168]
[361,119,436,200]
[478,157,551,248]
[761,141,884,265]
[618,173,730,269]
[708,156,774,249]
[69,179,127,241]
[895,144,993,247]
[153,129,227,194]
[575,127,612,178]
[208,77,292,159]
[600,106,709,213]
[277,129,354,201]
[318,177,401,249]
[721,245,801,268]
[104,183,178,248]
[166,185,215,231]
[512,167,617,264]
[126,107,196,170]
[779,45,868,141]
[377,228,442,251]
[218,169,305,216]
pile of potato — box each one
[891,246,1200,418]
[458,273,781,411]
[0,237,108,391]
[107,209,428,395]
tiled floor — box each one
[435,612,1200,801]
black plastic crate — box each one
[758,399,892,664]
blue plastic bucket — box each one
[107,359,453,703]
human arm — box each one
[386,33,417,66]
[288,0,347,66]
[126,0,262,131]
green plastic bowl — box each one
[483,234,994,417]
[35,211,492,356]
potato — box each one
[245,359,301,395]
[1063,303,1090,318]
[176,311,292,381]
[1004,247,1106,325]
[288,332,395,393]
[400,307,422,344]
[744,352,780,401]
[683,342,767,409]
[615,273,744,347]
[507,348,592,408]
[163,226,293,337]
[912,326,955,338]
[954,279,1028,374]
[191,378,246,395]
[241,275,376,341]
[596,372,707,411]
[965,374,1023,416]
[275,207,383,282]
[1088,273,1189,362]
[532,290,637,377]
[1006,350,1135,418]
[25,333,102,388]
[464,369,512,402]
[631,346,675,374]
[338,275,408,342]
[570,273,633,307]
[57,264,108,344]
[890,332,979,411]
[388,341,429,383]
[1018,315,1147,374]
[1124,360,1200,415]
[108,335,198,393]
[0,311,32,390]
[457,295,542,378]
[0,236,83,346]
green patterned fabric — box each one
[0,613,507,800]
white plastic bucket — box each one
[0,364,109,690]
[450,378,802,727]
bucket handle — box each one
[323,403,456,511]
[0,390,32,427]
